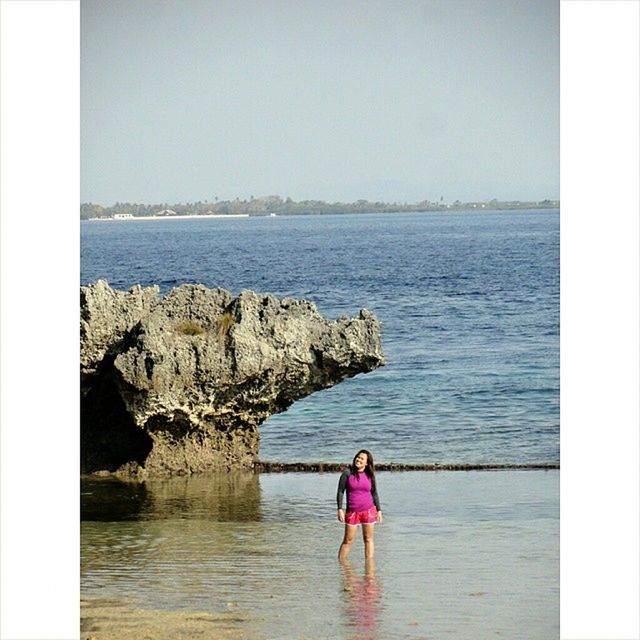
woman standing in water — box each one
[337,449,383,560]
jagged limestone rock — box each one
[81,280,385,475]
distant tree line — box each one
[80,196,559,220]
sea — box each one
[81,209,559,466]
[81,209,559,639]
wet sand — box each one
[81,597,254,640]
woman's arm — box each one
[371,479,381,511]
[336,470,349,510]
[371,478,383,522]
[337,470,350,522]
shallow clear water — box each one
[81,210,559,465]
[81,470,559,639]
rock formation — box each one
[81,280,384,475]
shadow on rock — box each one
[80,281,384,476]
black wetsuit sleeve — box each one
[371,480,381,511]
[337,470,349,510]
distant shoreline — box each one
[91,213,250,221]
[84,207,559,222]
[81,197,560,220]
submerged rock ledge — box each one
[255,462,560,473]
[81,280,384,476]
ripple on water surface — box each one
[82,470,558,639]
[81,211,559,466]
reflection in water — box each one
[81,473,265,603]
[81,473,261,521]
[341,559,382,640]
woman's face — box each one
[354,452,368,471]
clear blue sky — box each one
[81,0,559,205]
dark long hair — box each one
[351,449,376,486]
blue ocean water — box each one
[81,210,559,465]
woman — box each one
[336,449,383,560]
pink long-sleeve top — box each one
[336,469,381,512]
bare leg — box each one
[362,523,375,559]
[340,557,355,592]
[364,556,376,579]
[339,525,357,561]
